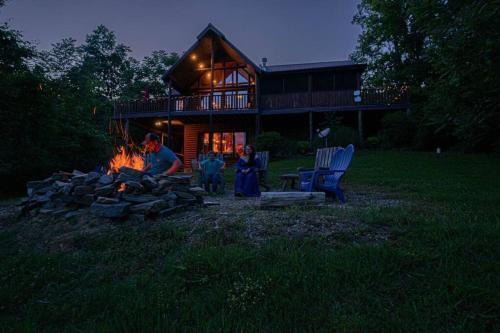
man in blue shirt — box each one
[141,133,182,176]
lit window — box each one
[235,132,246,156]
[212,133,221,153]
[201,132,246,156]
[222,132,233,153]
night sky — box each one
[1,0,361,65]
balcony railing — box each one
[261,88,409,110]
[114,88,409,115]
[115,93,255,114]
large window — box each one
[202,131,246,156]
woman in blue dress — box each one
[235,145,261,197]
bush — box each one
[282,140,298,157]
[332,126,359,147]
[256,132,285,157]
[296,141,310,154]
[380,112,416,148]
[366,136,380,148]
[256,132,302,157]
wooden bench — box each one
[280,173,299,191]
[260,191,325,208]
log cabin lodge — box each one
[114,24,409,168]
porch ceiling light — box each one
[191,54,197,60]
[161,120,183,126]
[198,63,204,69]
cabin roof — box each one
[263,60,366,73]
[162,24,366,89]
[162,23,261,85]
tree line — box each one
[0,16,178,195]
[352,0,500,152]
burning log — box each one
[108,146,144,174]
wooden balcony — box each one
[260,88,409,110]
[114,88,409,117]
[114,93,255,115]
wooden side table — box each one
[280,173,299,191]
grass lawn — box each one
[1,151,499,332]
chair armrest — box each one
[298,170,314,182]
[314,169,346,176]
[297,167,330,172]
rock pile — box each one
[21,167,206,219]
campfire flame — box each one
[117,183,126,192]
[108,145,144,175]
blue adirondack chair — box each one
[299,144,355,203]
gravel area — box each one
[0,186,403,253]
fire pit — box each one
[20,147,207,220]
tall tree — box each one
[0,23,113,195]
[122,50,179,100]
[38,38,82,79]
[0,23,33,74]
[352,0,500,151]
[81,25,133,99]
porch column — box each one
[308,75,313,148]
[308,74,312,107]
[309,111,313,148]
[208,37,215,149]
[255,74,261,137]
[255,115,261,138]
[167,80,172,147]
[358,110,364,145]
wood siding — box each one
[183,123,251,169]
[183,123,208,169]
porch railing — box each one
[114,88,409,114]
[115,92,256,114]
[260,88,409,110]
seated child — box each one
[200,151,225,193]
